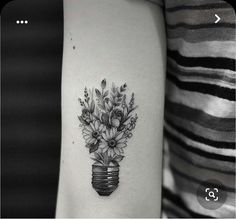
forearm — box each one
[56,0,166,218]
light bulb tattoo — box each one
[78,79,138,196]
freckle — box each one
[72,141,74,144]
[73,46,76,50]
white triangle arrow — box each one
[215,14,220,23]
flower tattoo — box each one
[78,79,138,196]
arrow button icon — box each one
[215,14,220,23]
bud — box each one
[101,79,106,89]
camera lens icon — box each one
[197,179,227,210]
[205,188,218,201]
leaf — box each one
[92,152,107,165]
[95,89,101,97]
[120,83,127,92]
[90,100,95,113]
[104,97,109,102]
[117,124,125,131]
[99,152,105,162]
[114,155,124,162]
[121,115,131,124]
[103,90,109,97]
[85,143,91,148]
[94,152,102,160]
[91,158,104,165]
[101,113,110,126]
[78,116,89,125]
[111,160,119,166]
[101,79,106,89]
[114,103,120,107]
[95,108,101,118]
[84,87,88,97]
[98,103,105,110]
[86,97,90,103]
[111,83,117,93]
[123,106,128,116]
[89,142,99,153]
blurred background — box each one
[1,0,63,217]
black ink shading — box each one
[78,79,138,196]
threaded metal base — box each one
[92,164,119,196]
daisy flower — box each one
[83,120,105,145]
[100,128,127,157]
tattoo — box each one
[78,79,138,196]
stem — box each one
[104,151,109,165]
[127,105,138,115]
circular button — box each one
[197,179,227,210]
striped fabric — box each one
[150,0,236,218]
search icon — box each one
[208,191,215,198]
[197,179,227,210]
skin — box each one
[56,0,166,218]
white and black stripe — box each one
[152,0,236,218]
